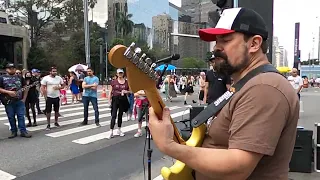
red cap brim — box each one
[198,28,235,42]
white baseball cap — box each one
[117,69,124,73]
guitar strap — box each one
[191,64,282,128]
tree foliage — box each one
[7,1,207,77]
[9,0,64,45]
[182,57,207,69]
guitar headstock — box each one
[108,42,159,93]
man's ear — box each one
[248,35,263,53]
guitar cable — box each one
[141,106,192,180]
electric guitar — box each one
[1,81,39,105]
[108,43,206,180]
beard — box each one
[213,47,250,76]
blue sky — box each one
[128,0,178,28]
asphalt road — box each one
[0,87,319,180]
[0,89,195,180]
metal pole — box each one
[105,27,108,87]
[233,0,238,7]
[99,45,103,85]
[84,0,90,67]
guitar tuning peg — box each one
[134,47,142,54]
[150,63,157,68]
[145,58,153,65]
[124,43,136,59]
[129,42,136,48]
[139,53,147,61]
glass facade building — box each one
[104,0,215,68]
[300,65,320,78]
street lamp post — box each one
[105,25,108,86]
[83,0,90,67]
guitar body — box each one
[1,81,39,105]
[108,43,207,180]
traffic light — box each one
[211,0,233,9]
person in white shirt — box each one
[287,68,303,99]
[40,67,64,130]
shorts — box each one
[45,97,60,113]
[199,90,204,101]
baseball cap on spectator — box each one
[198,7,268,42]
[31,69,37,73]
[5,63,15,68]
[117,69,124,73]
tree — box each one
[115,12,134,37]
[9,0,64,46]
[182,57,207,69]
[61,0,84,32]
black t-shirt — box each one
[205,70,231,104]
[25,77,39,100]
[0,74,26,101]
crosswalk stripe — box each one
[72,110,190,145]
[72,122,147,145]
[3,108,111,125]
[0,100,109,117]
[0,170,16,180]
[29,113,112,132]
[153,175,164,180]
[45,106,182,138]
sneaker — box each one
[107,132,114,139]
[78,121,88,126]
[54,122,60,127]
[8,132,17,139]
[33,122,37,126]
[27,122,32,127]
[95,122,101,127]
[46,125,51,131]
[118,129,125,137]
[20,132,32,138]
[134,131,142,138]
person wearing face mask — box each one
[24,71,39,127]
[0,63,32,138]
[148,8,299,180]
[41,67,65,130]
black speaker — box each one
[316,123,320,171]
[190,105,206,120]
[289,129,313,173]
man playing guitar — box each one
[149,8,299,180]
[0,63,32,138]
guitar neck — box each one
[145,87,186,145]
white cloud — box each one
[169,0,181,7]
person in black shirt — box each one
[25,71,39,127]
[0,63,32,138]
[203,54,231,104]
[32,69,44,114]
